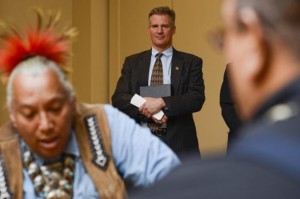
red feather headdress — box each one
[0,9,77,79]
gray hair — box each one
[149,6,176,27]
[6,56,75,108]
[236,0,300,59]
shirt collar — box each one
[151,46,173,57]
[64,129,80,157]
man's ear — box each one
[239,8,271,86]
[9,111,17,127]
[147,25,151,33]
[172,26,176,35]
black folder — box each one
[140,84,171,98]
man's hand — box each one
[139,97,166,118]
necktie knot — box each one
[156,53,163,59]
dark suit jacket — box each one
[112,48,205,156]
[220,65,241,148]
[130,155,300,199]
[130,77,300,199]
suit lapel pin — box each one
[175,66,180,71]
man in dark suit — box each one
[220,64,242,148]
[130,0,300,198]
[112,6,205,157]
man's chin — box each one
[38,150,64,160]
[36,146,65,160]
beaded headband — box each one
[0,8,77,81]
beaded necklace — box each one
[22,150,75,199]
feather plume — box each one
[0,8,77,78]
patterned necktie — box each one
[148,52,167,136]
[151,53,163,85]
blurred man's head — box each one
[7,56,76,158]
[148,6,176,52]
[222,0,300,120]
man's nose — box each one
[157,26,163,33]
[39,112,53,131]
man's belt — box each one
[148,122,167,136]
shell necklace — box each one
[23,150,75,199]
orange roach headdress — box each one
[0,8,77,79]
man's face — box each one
[148,14,176,52]
[9,68,75,158]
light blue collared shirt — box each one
[23,104,180,198]
[148,47,173,85]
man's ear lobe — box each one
[240,8,271,85]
